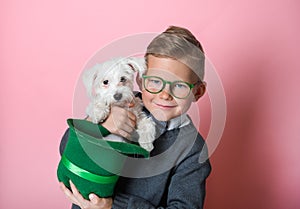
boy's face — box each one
[142,55,205,121]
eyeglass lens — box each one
[144,76,191,98]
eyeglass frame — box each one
[142,75,202,99]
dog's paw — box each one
[136,117,156,151]
[139,142,154,152]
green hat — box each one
[57,119,149,199]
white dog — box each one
[82,57,156,152]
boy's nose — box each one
[159,86,173,100]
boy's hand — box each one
[102,104,136,139]
[59,181,112,209]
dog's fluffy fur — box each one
[82,57,156,151]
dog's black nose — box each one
[113,93,122,101]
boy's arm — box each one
[59,128,70,156]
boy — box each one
[59,26,211,209]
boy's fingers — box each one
[59,182,73,197]
[128,102,135,108]
[69,180,79,194]
[69,181,86,203]
[59,182,80,206]
[111,106,136,122]
[89,193,100,205]
[69,181,91,208]
[127,111,136,123]
[118,129,131,139]
[115,109,136,127]
[59,182,69,194]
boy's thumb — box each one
[89,194,99,204]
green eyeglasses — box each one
[142,75,200,99]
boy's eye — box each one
[120,77,127,83]
[149,79,161,85]
[174,83,188,89]
[103,80,109,85]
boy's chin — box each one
[150,109,175,122]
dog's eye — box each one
[103,80,109,85]
[120,77,127,83]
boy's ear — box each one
[193,81,206,101]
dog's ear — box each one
[126,57,146,78]
[126,57,146,90]
[82,64,100,98]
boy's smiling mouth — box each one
[153,102,177,109]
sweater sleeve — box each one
[164,158,211,208]
[59,128,70,156]
[112,193,156,209]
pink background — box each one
[1,0,299,209]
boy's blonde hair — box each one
[145,26,205,81]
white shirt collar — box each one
[166,113,191,131]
